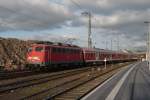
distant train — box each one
[26,42,138,70]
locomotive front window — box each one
[35,47,44,52]
[28,48,32,52]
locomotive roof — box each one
[31,42,133,55]
[31,42,81,49]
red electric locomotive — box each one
[27,42,83,69]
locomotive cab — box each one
[27,45,46,67]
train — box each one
[26,42,138,70]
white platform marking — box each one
[81,64,134,100]
[105,63,139,100]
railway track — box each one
[28,63,128,100]
[0,62,132,100]
[53,67,122,100]
[0,70,34,80]
[0,67,92,99]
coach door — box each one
[96,51,99,60]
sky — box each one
[0,0,150,51]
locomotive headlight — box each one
[33,57,40,60]
[28,57,32,60]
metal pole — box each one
[111,39,113,67]
[104,58,107,69]
[111,39,113,51]
[106,41,108,49]
[88,12,92,48]
[105,61,106,69]
[144,21,150,71]
[117,34,120,51]
[82,12,92,48]
[148,22,150,70]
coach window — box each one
[75,50,77,54]
[73,49,76,54]
[63,49,66,53]
[70,49,73,53]
[58,48,61,53]
[56,48,59,53]
[76,50,78,54]
[77,50,79,54]
[78,50,79,53]
[52,48,56,53]
[71,49,74,53]
[65,49,67,53]
[73,50,75,54]
[67,49,70,53]
[74,50,76,53]
[62,48,65,53]
[72,49,74,53]
[61,48,64,53]
[69,49,71,53]
[63,48,66,53]
[35,47,44,52]
[77,50,80,54]
[68,49,70,53]
[70,49,72,53]
[66,49,69,53]
[61,48,63,53]
[74,50,76,54]
[45,47,49,51]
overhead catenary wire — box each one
[49,0,66,6]
[70,0,83,10]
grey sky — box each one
[0,0,149,51]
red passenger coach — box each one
[82,48,136,65]
[27,42,83,69]
[82,48,97,65]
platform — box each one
[81,61,150,100]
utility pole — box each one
[111,39,113,51]
[110,39,113,67]
[106,41,108,49]
[117,34,120,51]
[102,41,108,49]
[144,21,150,70]
[82,11,92,48]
